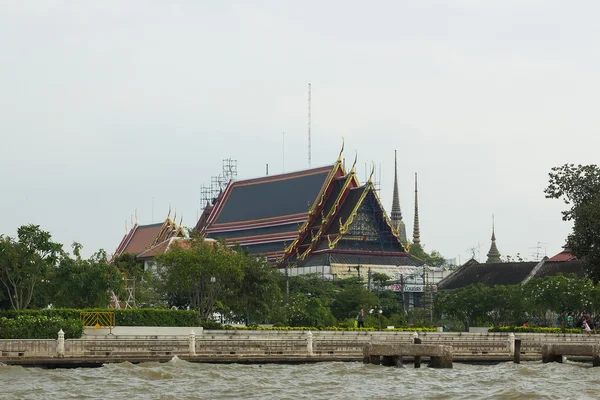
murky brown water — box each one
[1,358,599,399]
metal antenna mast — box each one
[308,83,311,168]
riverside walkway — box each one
[1,329,599,368]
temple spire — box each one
[486,215,502,263]
[390,150,407,243]
[412,172,421,245]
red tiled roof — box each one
[119,223,164,255]
[548,248,577,262]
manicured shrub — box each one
[0,315,83,339]
[0,308,202,327]
[489,326,587,334]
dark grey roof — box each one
[239,241,288,255]
[298,251,423,268]
[207,223,299,241]
[437,260,539,290]
[214,166,332,224]
[532,260,586,279]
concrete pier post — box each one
[57,329,65,358]
[413,334,422,368]
[189,330,196,356]
[514,339,521,364]
[508,332,515,354]
[306,331,313,355]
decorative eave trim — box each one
[297,172,360,261]
[206,213,308,232]
[223,232,299,245]
[200,180,235,234]
[114,224,139,257]
[311,248,410,257]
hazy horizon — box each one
[4,1,597,263]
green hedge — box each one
[0,308,202,327]
[490,326,589,334]
[0,316,83,339]
[219,325,437,332]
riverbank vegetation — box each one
[435,274,600,330]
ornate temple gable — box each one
[323,182,406,255]
[295,170,360,261]
[153,213,186,247]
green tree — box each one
[231,254,282,324]
[408,243,446,267]
[330,282,377,321]
[49,244,125,309]
[0,225,62,310]
[435,284,490,330]
[154,238,243,319]
[545,164,600,281]
[286,274,337,307]
[112,252,161,308]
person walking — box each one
[357,309,365,328]
[583,319,592,335]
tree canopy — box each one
[545,163,600,281]
[0,225,62,310]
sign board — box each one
[383,284,437,293]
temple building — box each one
[195,149,425,281]
[437,257,585,291]
[112,211,186,265]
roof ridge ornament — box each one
[337,138,345,163]
[350,150,358,174]
[368,161,375,183]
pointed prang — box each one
[412,172,421,245]
[486,215,502,263]
[390,150,407,244]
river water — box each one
[1,358,599,399]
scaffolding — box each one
[200,159,238,210]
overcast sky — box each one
[2,1,598,263]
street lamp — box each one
[370,305,383,330]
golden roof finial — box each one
[337,137,345,163]
[130,214,134,227]
[179,214,183,227]
[173,210,177,225]
[125,220,128,233]
[368,161,375,183]
[135,209,138,224]
[350,150,358,174]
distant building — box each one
[112,212,187,270]
[437,258,586,291]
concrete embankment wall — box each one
[2,330,599,366]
